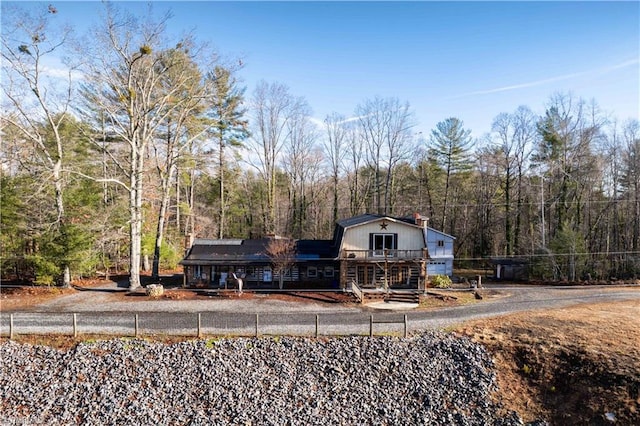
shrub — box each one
[431,274,452,289]
[26,255,60,286]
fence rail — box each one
[1,311,412,339]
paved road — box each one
[1,285,638,337]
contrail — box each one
[448,58,639,99]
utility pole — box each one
[541,175,546,247]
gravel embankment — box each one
[1,333,522,425]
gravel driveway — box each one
[2,283,638,337]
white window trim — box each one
[324,266,334,278]
[372,233,396,257]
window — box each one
[437,240,445,247]
[324,266,334,278]
[371,233,397,257]
[307,266,317,278]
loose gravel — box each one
[1,332,522,425]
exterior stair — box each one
[385,290,420,304]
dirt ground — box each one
[2,280,639,424]
[0,285,76,311]
[0,277,489,311]
[456,300,640,425]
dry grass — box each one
[419,289,501,308]
[456,299,640,424]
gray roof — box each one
[180,238,336,266]
[336,213,386,228]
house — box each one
[180,213,455,291]
[334,213,428,290]
[424,226,456,277]
[179,237,337,289]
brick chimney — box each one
[413,212,428,228]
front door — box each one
[263,267,272,282]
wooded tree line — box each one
[2,3,639,286]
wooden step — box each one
[385,291,420,304]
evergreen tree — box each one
[208,65,249,239]
[428,117,474,232]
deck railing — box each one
[341,249,427,260]
[351,280,364,303]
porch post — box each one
[340,259,347,291]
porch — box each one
[341,258,427,292]
[182,263,339,290]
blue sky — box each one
[8,1,640,137]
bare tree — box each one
[490,106,535,254]
[621,120,640,252]
[282,107,320,238]
[1,4,75,286]
[356,97,415,215]
[149,45,210,279]
[79,4,212,289]
[323,113,348,224]
[265,237,296,290]
[344,124,368,216]
[247,81,306,234]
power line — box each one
[455,251,640,262]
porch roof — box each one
[180,238,337,266]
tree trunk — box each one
[152,164,176,279]
[441,162,452,232]
[188,169,196,236]
[62,265,71,289]
[332,175,339,225]
[129,148,144,290]
[53,157,71,288]
[505,167,512,255]
[175,166,181,231]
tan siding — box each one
[342,221,424,251]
